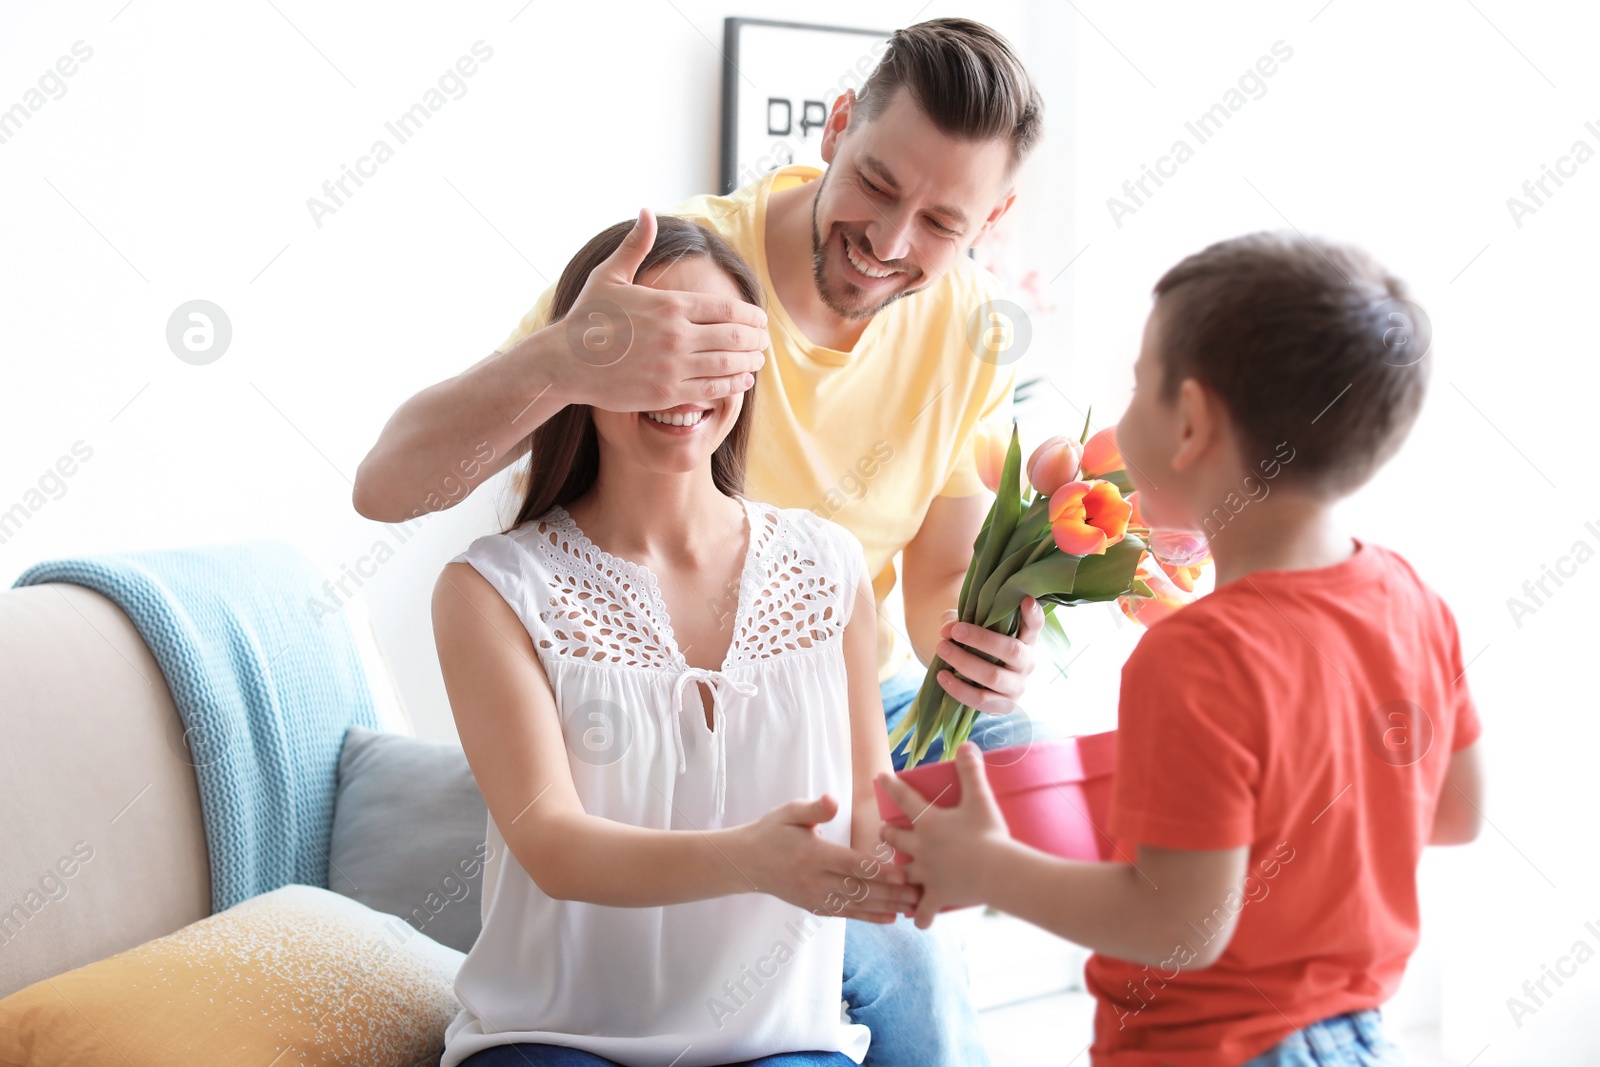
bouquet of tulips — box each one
[888,418,1212,766]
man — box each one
[357,18,1045,1067]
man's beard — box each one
[808,172,924,322]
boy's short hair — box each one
[1152,231,1430,495]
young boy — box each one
[877,231,1485,1066]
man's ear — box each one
[970,187,1018,248]
[818,90,857,165]
[1171,377,1219,473]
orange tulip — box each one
[1120,554,1196,627]
[1027,435,1084,496]
[1125,490,1148,531]
[1048,479,1133,556]
[974,422,1009,492]
[1081,427,1124,478]
[1158,558,1207,593]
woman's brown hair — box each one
[506,216,765,532]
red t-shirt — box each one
[1084,541,1482,1067]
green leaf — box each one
[984,550,1082,627]
[954,549,983,623]
[999,494,1051,560]
[1098,469,1135,496]
[973,543,1038,632]
[964,425,1024,624]
[913,692,963,767]
[908,661,948,749]
[1069,533,1146,595]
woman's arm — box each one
[433,561,913,918]
[841,556,896,859]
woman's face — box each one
[589,255,751,477]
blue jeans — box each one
[1238,1010,1404,1066]
[456,1047,851,1066]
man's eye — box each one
[862,178,883,196]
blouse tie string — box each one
[669,666,760,818]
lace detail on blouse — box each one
[522,499,849,673]
[521,513,680,670]
[725,508,846,669]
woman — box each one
[432,213,919,1067]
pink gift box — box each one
[875,730,1120,908]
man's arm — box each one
[353,209,769,522]
[352,341,553,522]
[900,492,1044,715]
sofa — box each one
[0,578,472,1065]
[0,581,217,1001]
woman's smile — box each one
[641,403,713,434]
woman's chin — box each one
[627,449,717,476]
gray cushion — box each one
[329,726,489,954]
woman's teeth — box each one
[845,236,899,279]
[644,410,707,427]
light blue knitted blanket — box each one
[13,541,379,912]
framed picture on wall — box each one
[719,18,893,196]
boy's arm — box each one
[878,744,1248,967]
[984,839,1249,967]
[1429,741,1483,845]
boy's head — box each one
[1118,231,1431,532]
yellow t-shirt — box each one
[494,165,1015,681]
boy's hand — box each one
[876,743,1013,928]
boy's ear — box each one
[1171,377,1219,473]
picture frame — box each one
[719,17,893,196]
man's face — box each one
[810,86,1016,322]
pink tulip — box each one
[1149,529,1210,568]
[1027,436,1084,496]
[974,422,1009,492]
[1081,427,1124,478]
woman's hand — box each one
[732,794,922,923]
[877,743,1012,929]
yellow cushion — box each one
[0,884,465,1066]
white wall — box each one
[0,0,1042,741]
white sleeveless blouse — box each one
[440,497,873,1067]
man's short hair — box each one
[1152,231,1431,495]
[853,17,1044,173]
